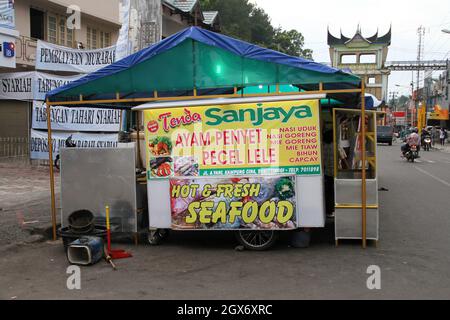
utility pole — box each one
[416,25,426,127]
[390,91,398,112]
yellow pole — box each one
[361,80,367,249]
[136,111,143,169]
[46,100,57,241]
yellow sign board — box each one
[428,105,449,121]
[144,100,322,179]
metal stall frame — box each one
[332,106,382,247]
[45,80,371,248]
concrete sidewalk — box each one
[0,162,61,246]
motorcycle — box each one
[54,135,77,170]
[404,144,419,162]
[422,135,432,151]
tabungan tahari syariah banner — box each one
[144,99,322,230]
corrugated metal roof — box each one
[202,11,218,25]
[164,0,198,13]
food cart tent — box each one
[46,26,371,247]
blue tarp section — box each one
[46,26,358,100]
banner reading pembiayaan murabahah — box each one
[170,176,297,230]
[36,40,116,73]
[144,100,322,179]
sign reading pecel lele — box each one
[144,100,322,179]
[36,40,116,73]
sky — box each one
[253,0,450,98]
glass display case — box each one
[332,108,379,245]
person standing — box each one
[440,127,446,146]
[431,126,437,147]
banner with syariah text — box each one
[30,129,119,160]
[36,40,116,73]
[144,99,322,179]
[170,176,297,230]
[32,101,121,132]
[0,0,15,29]
[0,71,82,100]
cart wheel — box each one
[147,230,162,246]
[235,230,278,251]
[54,156,60,170]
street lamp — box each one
[442,29,450,34]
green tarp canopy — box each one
[47,27,360,106]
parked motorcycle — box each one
[54,136,77,170]
[404,145,419,162]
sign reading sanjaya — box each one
[32,101,121,132]
[36,40,116,73]
[30,129,119,160]
[0,71,82,100]
[144,100,322,179]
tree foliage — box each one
[200,0,313,59]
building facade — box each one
[0,0,221,159]
[328,26,391,103]
[424,64,450,128]
[0,0,121,147]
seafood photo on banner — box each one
[170,176,297,230]
[149,157,173,178]
[174,156,199,177]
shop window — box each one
[30,8,45,40]
[341,54,357,64]
[46,13,75,47]
[368,77,376,85]
[99,32,112,48]
[47,15,57,44]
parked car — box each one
[377,126,394,145]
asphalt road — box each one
[1,143,450,300]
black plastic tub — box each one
[68,210,95,234]
[58,226,108,251]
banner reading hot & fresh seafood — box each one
[144,99,322,230]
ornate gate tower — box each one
[328,26,391,102]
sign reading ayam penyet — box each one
[36,40,116,73]
[144,100,322,179]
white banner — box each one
[34,72,82,100]
[0,71,34,100]
[0,71,83,100]
[116,0,131,60]
[36,40,116,73]
[30,129,119,160]
[32,101,121,132]
[0,0,15,29]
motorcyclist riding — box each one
[421,127,432,151]
[402,127,420,157]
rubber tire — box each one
[388,141,392,146]
[235,230,278,251]
[54,157,60,170]
[147,230,163,246]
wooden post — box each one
[361,80,367,249]
[46,100,57,241]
